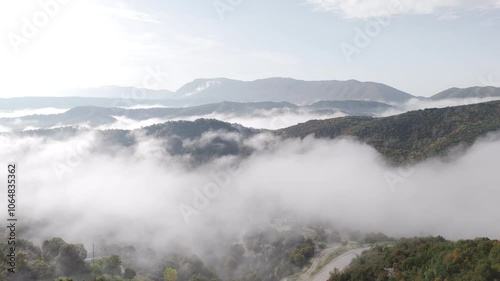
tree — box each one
[290,238,315,267]
[12,253,35,281]
[292,253,306,266]
[56,244,86,275]
[103,255,122,275]
[31,259,55,279]
[164,267,178,281]
[124,267,137,279]
[73,243,87,260]
[42,237,67,260]
[91,259,105,275]
[328,230,342,243]
[473,262,495,281]
[92,255,122,276]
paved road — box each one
[308,247,369,281]
[304,245,340,277]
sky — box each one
[1,0,500,97]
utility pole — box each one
[93,243,95,263]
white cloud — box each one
[0,108,68,118]
[306,0,500,19]
[184,79,222,97]
[2,131,500,246]
[379,97,500,117]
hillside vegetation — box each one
[13,101,500,165]
[277,100,500,163]
[329,237,500,281]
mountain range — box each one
[0,100,394,131]
[171,78,414,104]
[16,100,500,165]
[2,79,499,110]
[277,100,500,163]
[431,86,500,100]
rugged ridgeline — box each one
[21,119,261,164]
[0,101,299,130]
[431,86,500,100]
[0,100,393,131]
[2,82,500,111]
[277,100,500,163]
[15,101,500,165]
[0,78,415,110]
[172,78,414,104]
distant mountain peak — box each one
[174,77,414,104]
[431,86,500,100]
[183,79,223,97]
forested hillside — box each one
[329,237,500,281]
[0,225,342,281]
[13,101,500,165]
[278,100,500,163]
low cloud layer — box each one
[1,128,499,254]
[0,107,68,118]
[167,110,347,130]
[380,97,500,116]
[4,97,500,133]
[93,109,346,131]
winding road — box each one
[307,247,369,281]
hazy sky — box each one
[1,0,500,97]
